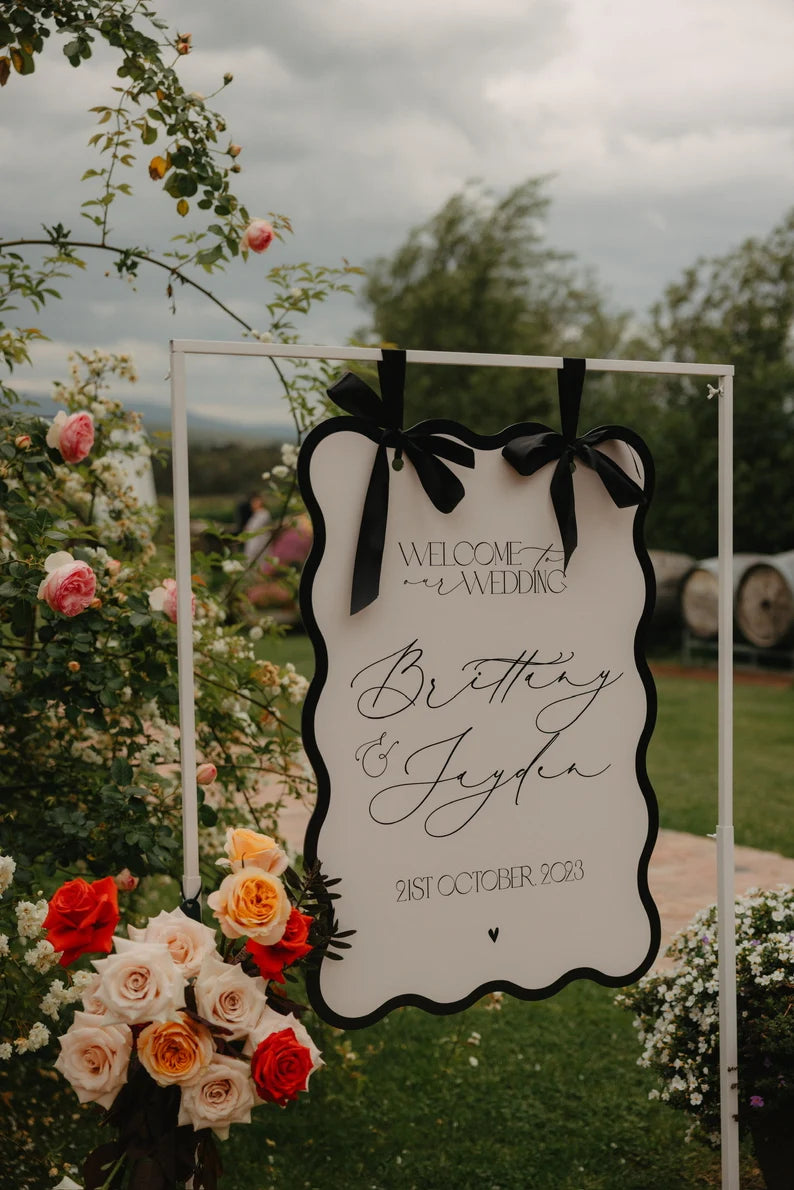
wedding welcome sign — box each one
[298,352,660,1029]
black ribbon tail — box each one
[549,455,577,569]
[350,441,390,615]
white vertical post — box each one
[169,345,201,905]
[717,372,739,1188]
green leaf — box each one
[199,803,218,827]
[110,757,133,785]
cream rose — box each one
[137,1015,213,1087]
[91,938,186,1024]
[217,827,288,876]
[55,1010,132,1109]
[46,410,95,464]
[127,908,218,980]
[207,868,291,945]
[177,1052,257,1139]
[79,973,108,1017]
[37,552,97,617]
[194,954,268,1041]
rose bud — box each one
[229,144,242,157]
[240,219,274,254]
[89,597,102,609]
[114,869,139,893]
[14,433,32,450]
[196,763,217,786]
[67,660,81,673]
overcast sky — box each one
[2,0,794,428]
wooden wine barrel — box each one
[647,550,695,624]
[735,552,794,648]
[680,554,767,639]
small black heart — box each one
[488,927,499,943]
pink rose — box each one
[37,552,97,617]
[148,578,195,623]
[46,410,95,464]
[196,763,217,785]
[240,219,274,254]
[113,869,139,893]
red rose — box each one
[250,1027,315,1105]
[245,908,312,984]
[43,876,119,967]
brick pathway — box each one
[649,828,794,967]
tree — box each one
[357,179,631,432]
[648,210,794,557]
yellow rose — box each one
[207,869,291,945]
[137,1016,213,1087]
[219,827,288,876]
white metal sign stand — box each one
[169,340,738,1187]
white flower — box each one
[249,625,263,641]
[0,1043,11,1060]
[15,899,49,938]
[0,854,15,895]
[194,954,268,1041]
[127,908,219,980]
[26,1021,50,1051]
[270,465,288,480]
[221,558,244,574]
[0,935,9,958]
[25,939,60,974]
[92,938,186,1025]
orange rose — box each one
[218,827,287,876]
[137,1016,213,1087]
[207,869,290,945]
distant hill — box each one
[17,394,294,445]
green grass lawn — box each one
[650,672,794,856]
[227,981,762,1190]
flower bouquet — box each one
[619,886,794,1189]
[45,827,340,1190]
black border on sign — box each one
[298,415,660,1031]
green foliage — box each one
[621,887,794,1143]
[357,179,632,433]
[222,984,761,1189]
[648,211,794,555]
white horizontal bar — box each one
[170,340,733,378]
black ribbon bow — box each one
[327,349,475,614]
[502,357,646,569]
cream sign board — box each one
[298,357,659,1029]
